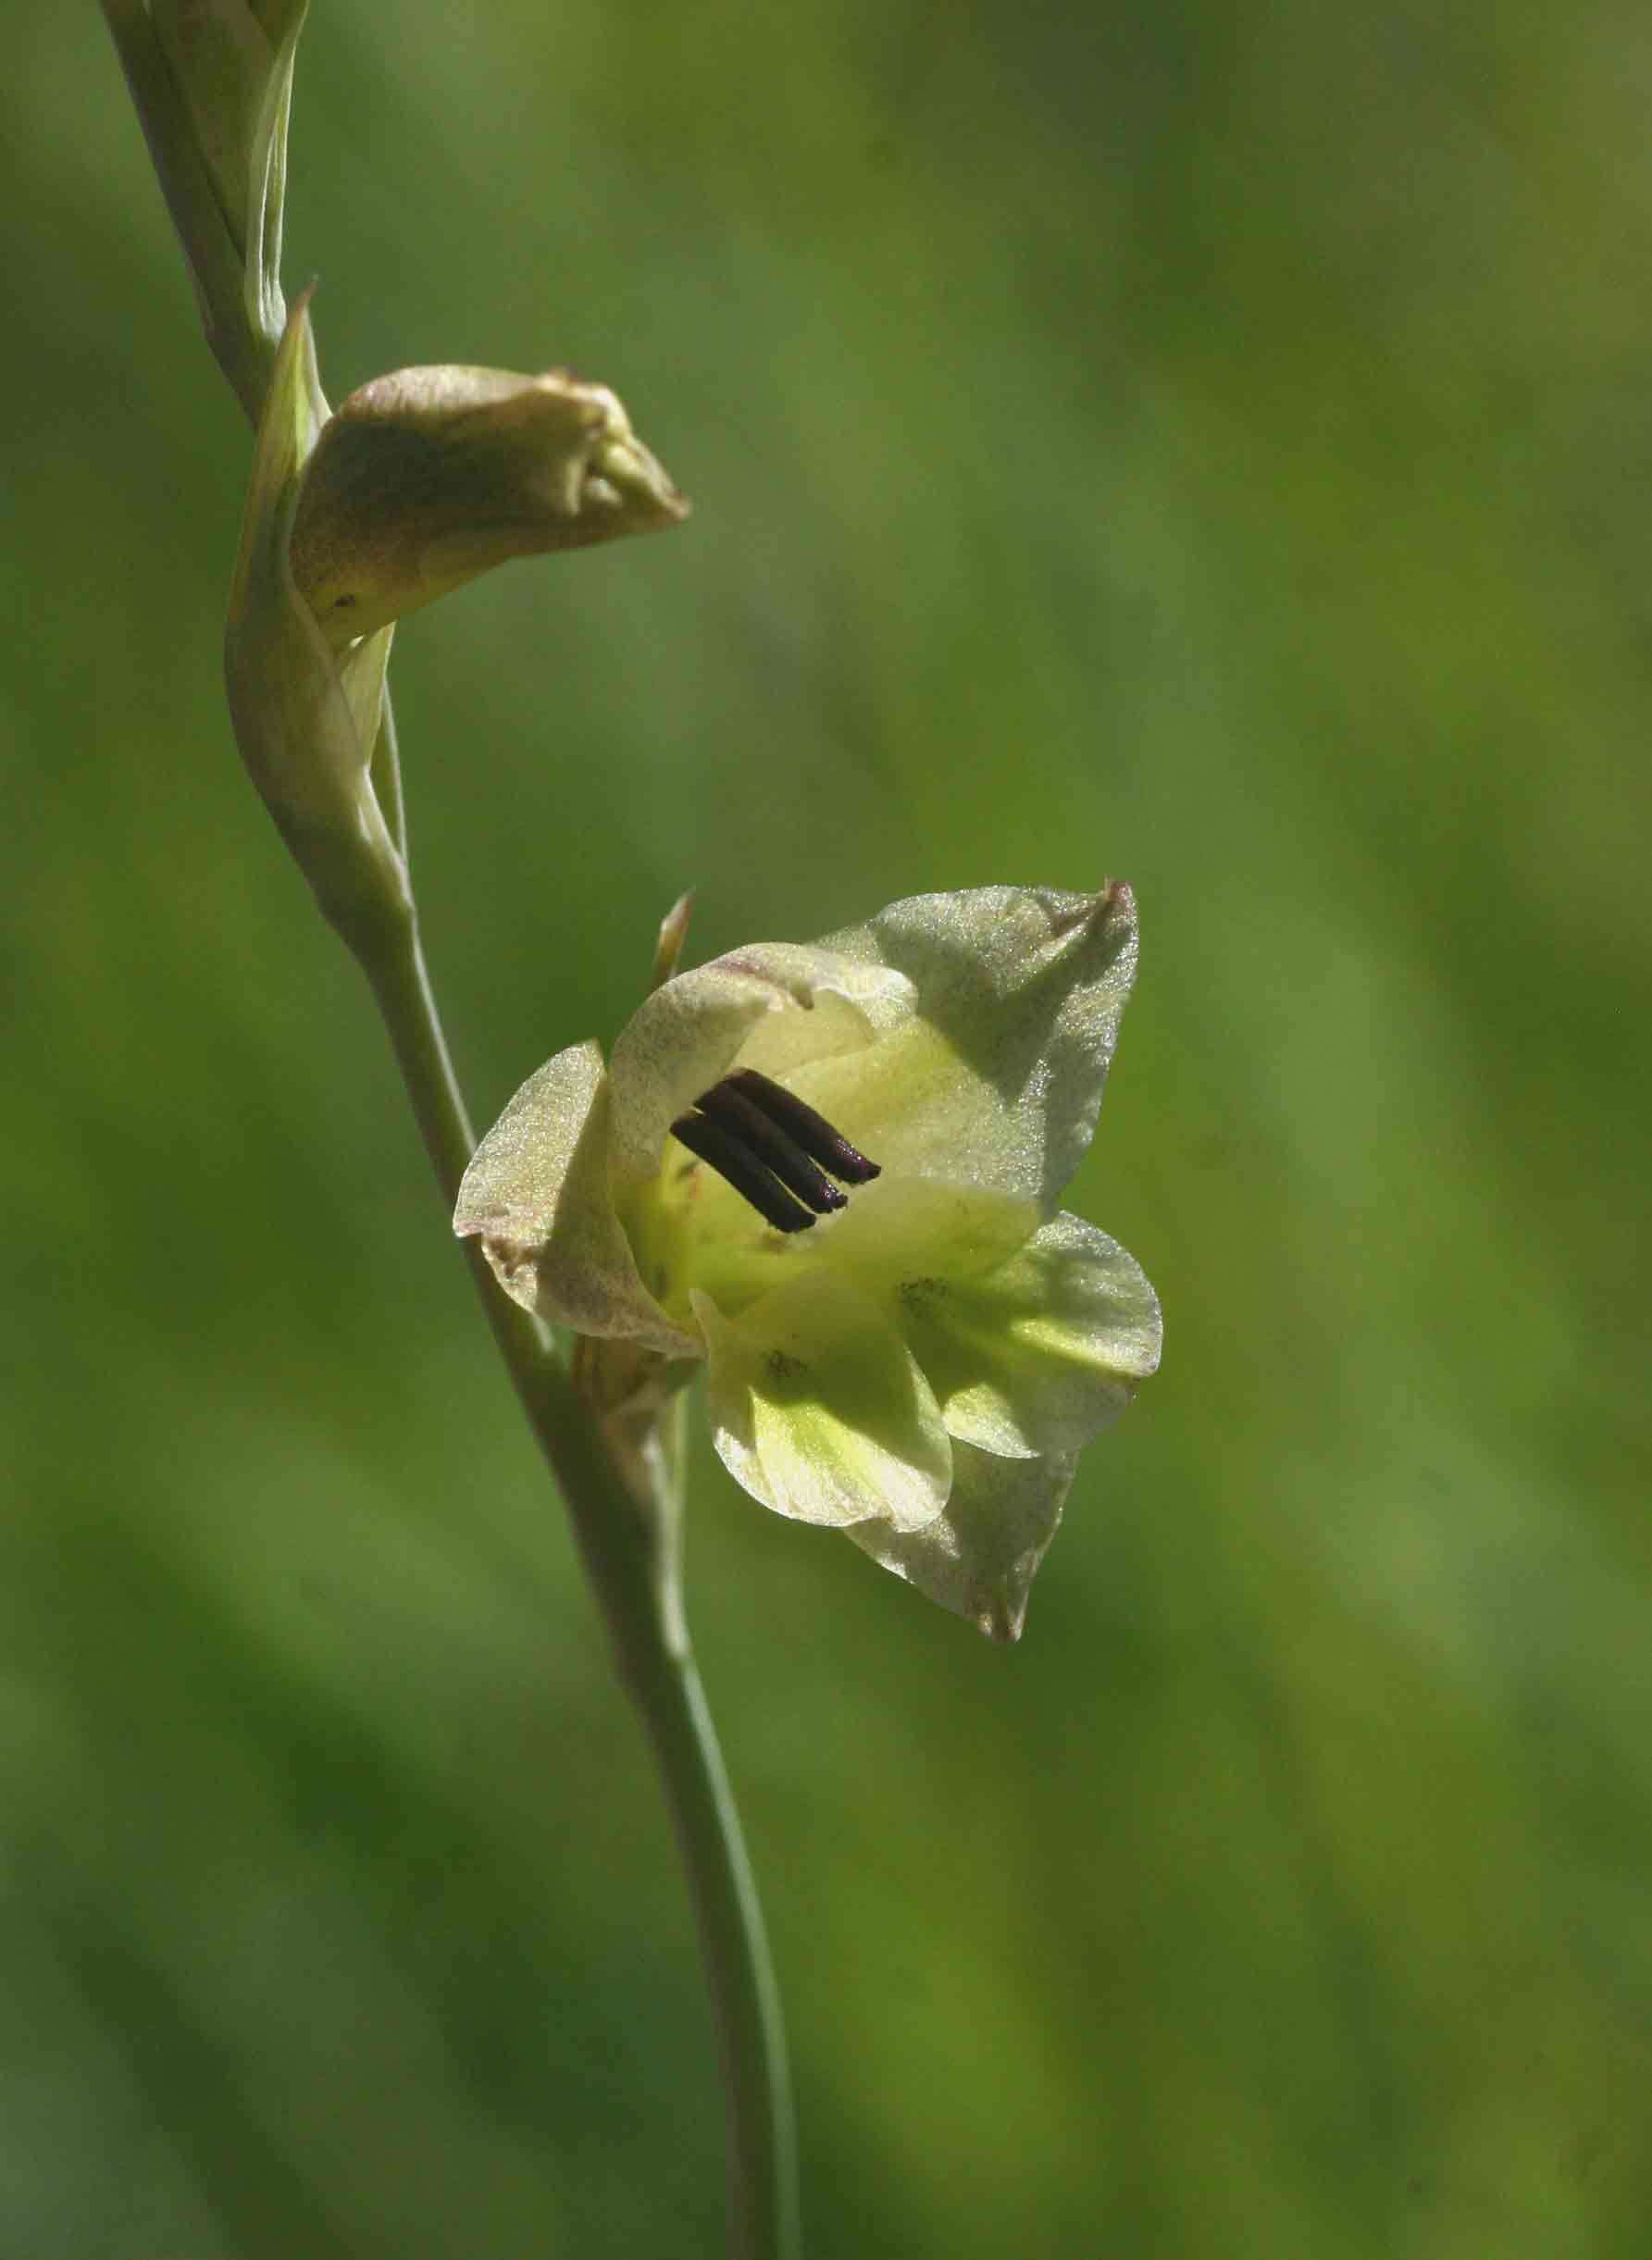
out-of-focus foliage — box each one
[6,3,1651,2254]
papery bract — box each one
[224,289,401,910]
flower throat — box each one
[670,1069,879,1234]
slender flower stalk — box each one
[99,9,795,2254]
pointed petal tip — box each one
[1087,877,1136,943]
[1086,875,1139,975]
[1042,879,1133,939]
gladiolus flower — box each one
[455,887,1161,1638]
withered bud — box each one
[287,365,689,648]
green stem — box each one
[343,888,801,2260]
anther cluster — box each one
[670,1069,879,1232]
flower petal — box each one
[693,1273,950,1531]
[453,1041,696,1356]
[606,943,914,1181]
[895,1211,1162,1459]
[793,884,1138,1213]
[846,1443,1077,1642]
[822,1174,1038,1288]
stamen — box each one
[668,1110,815,1233]
[696,1083,848,1215]
[667,1073,882,1232]
[727,1069,881,1185]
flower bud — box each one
[105,2,308,417]
[150,0,307,346]
[286,366,689,649]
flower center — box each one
[669,1068,880,1233]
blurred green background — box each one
[6,3,1652,2254]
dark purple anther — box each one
[696,1083,848,1215]
[669,1110,815,1233]
[726,1070,881,1186]
[668,1070,881,1231]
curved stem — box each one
[344,889,801,2260]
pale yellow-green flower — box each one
[455,887,1161,1639]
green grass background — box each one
[6,4,1652,2254]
